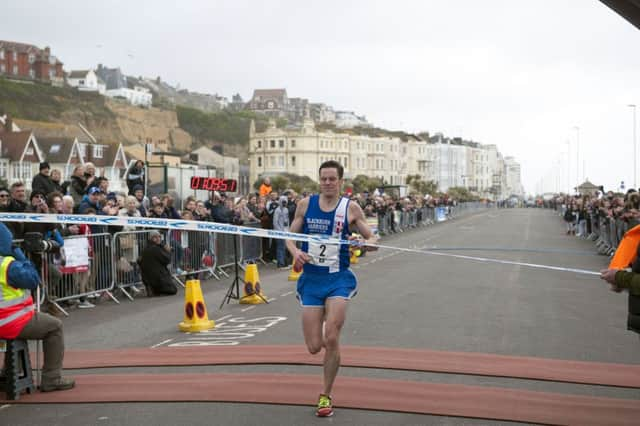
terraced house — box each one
[0,40,64,85]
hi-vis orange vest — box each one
[0,256,35,339]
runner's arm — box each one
[286,197,311,263]
[349,202,379,250]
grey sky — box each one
[5,0,640,194]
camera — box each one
[22,232,61,254]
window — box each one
[270,140,275,148]
[12,51,17,60]
[0,50,4,59]
[291,156,296,166]
[270,156,275,166]
[0,64,4,73]
[50,144,61,154]
[257,140,262,148]
[12,162,31,180]
[28,69,35,78]
[278,156,284,166]
[278,140,284,148]
[25,147,33,156]
[28,53,35,64]
[93,145,104,159]
[257,157,262,167]
[12,65,18,75]
[291,139,296,148]
[0,160,7,178]
[78,143,86,159]
[79,79,85,85]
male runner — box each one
[286,160,378,417]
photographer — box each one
[0,223,75,391]
[139,230,177,296]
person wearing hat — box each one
[31,162,57,196]
[78,187,103,214]
[138,231,177,296]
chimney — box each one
[44,46,51,56]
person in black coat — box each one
[139,231,177,296]
[31,162,57,196]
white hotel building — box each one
[248,119,520,199]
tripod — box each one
[220,235,243,308]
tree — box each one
[406,174,438,195]
[253,173,319,194]
[447,186,479,202]
[351,174,383,193]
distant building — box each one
[95,64,151,107]
[334,111,371,129]
[67,69,106,94]
[310,103,336,124]
[228,93,245,112]
[246,89,289,118]
[0,40,64,85]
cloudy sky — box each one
[5,1,640,194]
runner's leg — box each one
[302,306,325,354]
[322,297,348,395]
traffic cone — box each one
[288,259,302,281]
[240,263,267,304]
[179,279,215,332]
[350,246,361,264]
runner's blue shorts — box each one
[296,269,358,307]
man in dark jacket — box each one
[31,162,57,196]
[139,231,177,296]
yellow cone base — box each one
[178,279,215,333]
[288,268,302,281]
[239,294,266,304]
[350,254,359,264]
[179,319,215,332]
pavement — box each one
[1,207,639,425]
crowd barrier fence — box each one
[14,201,489,311]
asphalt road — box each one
[2,207,639,425]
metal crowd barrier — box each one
[43,232,118,316]
[215,232,239,277]
[168,229,219,281]
[112,230,155,301]
[239,221,264,266]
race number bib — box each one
[308,239,339,268]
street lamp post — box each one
[629,104,637,189]
[565,140,571,194]
[573,126,580,186]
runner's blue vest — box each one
[301,195,350,274]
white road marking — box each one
[215,314,232,322]
[280,291,294,297]
[0,405,11,411]
[241,306,256,312]
[150,339,173,348]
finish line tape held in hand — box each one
[0,212,601,277]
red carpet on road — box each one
[57,345,640,388]
[3,373,639,426]
[4,345,639,425]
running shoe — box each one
[316,394,333,417]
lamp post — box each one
[573,126,580,186]
[565,140,570,194]
[629,104,637,189]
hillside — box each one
[0,78,278,161]
[0,77,124,141]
